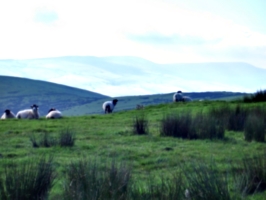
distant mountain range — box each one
[0,76,249,116]
[0,56,265,97]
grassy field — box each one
[0,100,266,199]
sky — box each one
[0,0,265,69]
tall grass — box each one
[160,111,192,139]
[62,158,131,200]
[244,113,265,142]
[191,111,225,140]
[29,128,76,148]
[160,111,225,140]
[232,154,266,196]
[0,156,56,200]
[182,160,231,200]
[132,114,149,135]
[59,128,76,147]
[129,174,184,200]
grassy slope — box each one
[0,100,265,199]
[0,75,249,116]
[64,92,248,115]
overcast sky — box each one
[0,0,265,69]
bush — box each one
[132,114,149,135]
[160,111,192,139]
[62,158,131,200]
[0,156,56,200]
[232,154,266,196]
[244,89,266,103]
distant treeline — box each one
[243,89,266,103]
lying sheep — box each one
[173,91,184,102]
[102,99,118,114]
[173,91,192,102]
[16,104,39,119]
[1,109,16,119]
[46,108,62,119]
[183,96,192,102]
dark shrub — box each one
[183,161,231,200]
[160,111,192,139]
[208,105,232,128]
[232,154,266,196]
[29,133,58,148]
[0,156,56,200]
[244,113,265,142]
[59,128,75,147]
[244,89,266,103]
[62,158,131,200]
[132,114,149,135]
[192,111,225,140]
[228,105,248,131]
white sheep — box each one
[46,108,62,119]
[183,96,192,102]
[1,109,16,119]
[102,99,118,114]
[16,104,40,119]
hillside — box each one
[0,56,265,96]
[0,76,109,116]
[0,76,249,116]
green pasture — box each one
[0,100,266,199]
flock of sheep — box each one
[1,99,120,120]
[1,104,62,120]
[1,92,191,119]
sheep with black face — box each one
[16,104,40,119]
[1,109,15,119]
[102,99,118,114]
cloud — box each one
[0,0,265,69]
[34,9,58,24]
[127,33,217,46]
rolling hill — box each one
[0,56,265,97]
[0,76,109,116]
[0,76,249,116]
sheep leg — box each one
[105,105,112,113]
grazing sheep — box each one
[46,108,62,119]
[102,99,118,114]
[173,91,184,102]
[16,104,39,119]
[1,109,15,119]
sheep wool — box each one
[16,104,40,119]
[1,109,15,119]
[46,108,62,119]
[102,99,118,114]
